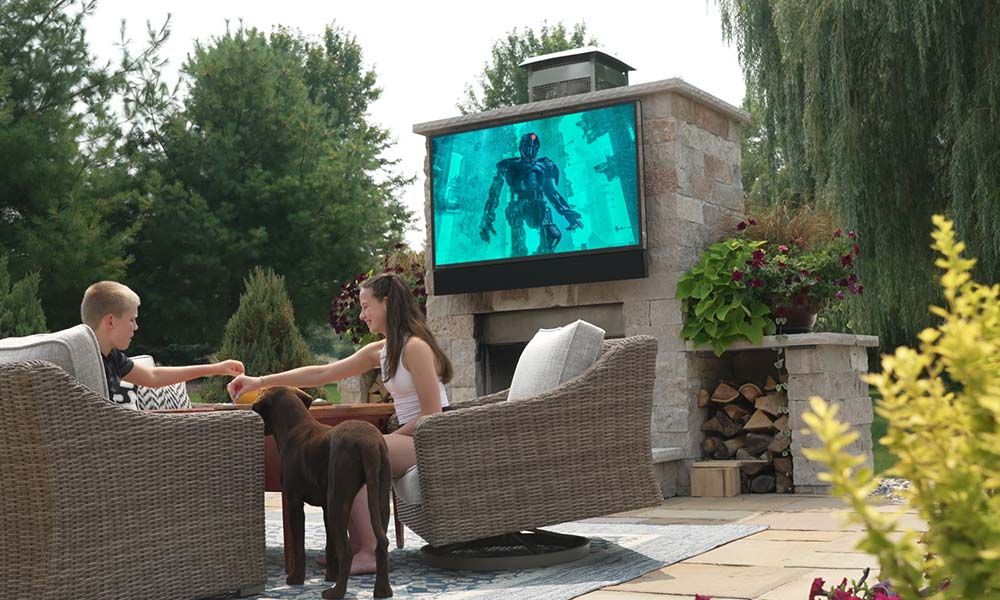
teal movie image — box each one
[431,102,641,267]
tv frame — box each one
[429,99,647,295]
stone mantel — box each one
[685,333,879,353]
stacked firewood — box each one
[699,377,794,493]
[366,371,393,404]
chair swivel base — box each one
[419,529,590,570]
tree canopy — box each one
[459,21,596,114]
[719,0,1000,347]
[128,24,410,359]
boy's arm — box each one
[123,359,244,388]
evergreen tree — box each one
[718,1,1000,348]
[201,267,318,403]
[0,0,168,329]
[130,24,409,360]
[459,22,597,114]
[0,255,47,337]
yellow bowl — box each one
[235,387,264,405]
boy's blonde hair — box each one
[81,281,141,330]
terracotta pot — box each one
[773,304,818,334]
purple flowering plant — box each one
[329,245,427,346]
[677,217,862,356]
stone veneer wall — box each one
[401,79,748,495]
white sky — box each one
[87,0,746,248]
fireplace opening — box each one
[475,303,625,395]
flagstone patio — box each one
[266,492,923,600]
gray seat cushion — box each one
[0,324,109,398]
[507,319,606,401]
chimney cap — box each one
[519,46,635,73]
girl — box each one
[227,272,453,573]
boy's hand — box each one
[227,373,261,400]
[216,359,245,378]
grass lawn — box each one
[870,389,897,474]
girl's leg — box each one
[347,432,416,574]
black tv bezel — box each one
[428,99,647,295]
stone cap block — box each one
[686,332,879,353]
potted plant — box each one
[677,205,862,355]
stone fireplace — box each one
[339,77,876,497]
[410,79,748,497]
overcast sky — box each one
[86,0,746,248]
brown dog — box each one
[252,387,392,599]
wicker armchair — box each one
[0,360,265,600]
[395,335,662,556]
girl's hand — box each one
[216,359,245,377]
[227,373,260,400]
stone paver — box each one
[264,491,924,599]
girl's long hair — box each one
[361,272,453,383]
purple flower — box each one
[848,273,858,283]
[732,270,744,282]
[748,218,758,226]
[749,278,764,288]
[833,228,843,238]
[848,230,858,240]
[853,243,861,256]
[736,221,747,231]
[752,249,766,262]
[778,244,789,253]
[835,290,846,300]
[841,254,854,267]
[838,278,849,287]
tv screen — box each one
[429,100,646,295]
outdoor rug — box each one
[254,511,766,600]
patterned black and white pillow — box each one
[126,354,192,410]
[112,380,141,411]
[136,382,191,411]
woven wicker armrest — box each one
[410,336,661,541]
[448,387,509,410]
[1,361,265,600]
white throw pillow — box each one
[507,320,605,400]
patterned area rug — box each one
[255,512,766,600]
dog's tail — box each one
[364,439,392,534]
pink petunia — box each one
[809,578,826,600]
[841,254,854,267]
[854,243,861,256]
[778,244,789,253]
[848,230,858,240]
[748,218,758,225]
[736,221,748,231]
[732,270,744,282]
[749,278,765,288]
[834,228,843,238]
[835,290,846,300]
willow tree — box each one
[719,1,1000,348]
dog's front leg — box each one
[285,492,307,585]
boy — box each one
[81,281,244,408]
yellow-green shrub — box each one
[803,215,1000,598]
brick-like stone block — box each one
[644,118,677,144]
[792,426,873,488]
[786,372,870,402]
[709,181,744,211]
[653,403,690,433]
[450,338,477,366]
[623,300,651,329]
[448,386,477,405]
[703,203,743,239]
[650,298,683,327]
[618,271,683,302]
[643,141,678,173]
[656,350,692,383]
[648,244,702,274]
[789,397,874,432]
[703,153,733,184]
[426,314,475,339]
[694,103,730,139]
[673,194,705,224]
[654,460,681,498]
[644,165,679,196]
[451,362,476,388]
[785,346,869,375]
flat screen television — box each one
[429,100,646,295]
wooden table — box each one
[156,402,400,573]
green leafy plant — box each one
[677,237,774,356]
[329,245,426,346]
[803,215,1000,598]
[678,216,862,355]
